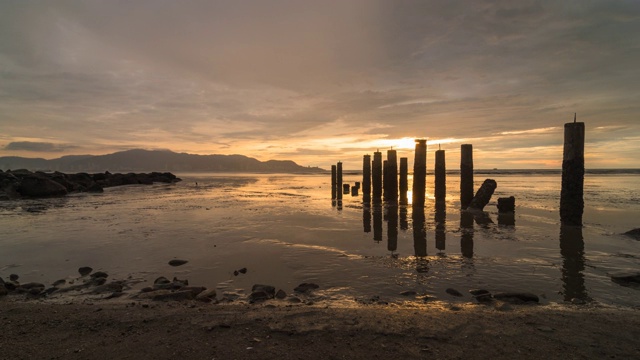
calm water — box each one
[1,172,639,307]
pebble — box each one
[275,289,287,299]
[168,259,188,267]
[9,274,19,281]
[469,289,490,296]
[90,271,108,279]
[445,288,463,297]
[78,267,93,276]
[294,283,319,293]
[52,279,66,287]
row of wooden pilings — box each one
[332,117,584,226]
[331,139,473,208]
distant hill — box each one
[0,149,325,173]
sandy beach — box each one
[1,296,639,360]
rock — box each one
[52,279,66,287]
[9,274,19,281]
[172,277,189,288]
[0,286,8,296]
[181,287,206,296]
[153,290,195,301]
[275,289,287,299]
[196,289,218,302]
[496,303,513,311]
[78,267,93,276]
[249,291,271,303]
[474,294,493,303]
[493,292,539,304]
[468,289,490,296]
[287,296,302,303]
[497,196,516,213]
[610,272,640,285]
[622,228,640,240]
[140,287,154,293]
[294,283,319,293]
[400,290,417,296]
[16,174,68,198]
[168,259,188,267]
[92,282,124,294]
[154,276,171,285]
[90,271,108,279]
[18,282,45,290]
[251,284,276,298]
[445,288,463,297]
[570,298,587,305]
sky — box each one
[1,0,639,170]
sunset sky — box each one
[1,1,638,170]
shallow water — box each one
[1,172,639,307]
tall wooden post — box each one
[413,139,427,205]
[372,151,383,204]
[460,144,474,209]
[383,160,389,200]
[331,165,337,199]
[385,149,398,203]
[399,157,408,205]
[435,149,446,200]
[336,162,343,200]
[560,117,585,226]
[363,155,371,203]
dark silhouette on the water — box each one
[559,225,589,302]
[560,114,585,226]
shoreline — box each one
[2,297,639,359]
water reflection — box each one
[435,200,446,252]
[559,225,588,302]
[363,205,371,233]
[460,211,474,258]
[387,205,398,253]
[498,212,515,226]
[373,204,383,242]
[412,204,427,257]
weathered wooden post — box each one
[399,157,408,205]
[336,162,343,200]
[351,185,358,196]
[413,139,427,205]
[382,159,389,200]
[372,151,383,204]
[435,200,446,251]
[331,165,337,199]
[468,179,497,211]
[435,148,446,200]
[386,149,398,203]
[497,196,515,226]
[363,155,371,203]
[560,115,585,226]
[460,144,474,209]
[387,205,398,252]
[412,204,427,257]
[343,183,350,194]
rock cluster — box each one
[0,169,181,200]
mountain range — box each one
[0,149,325,173]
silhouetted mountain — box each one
[0,149,325,173]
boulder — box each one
[78,267,93,276]
[622,228,640,240]
[610,272,640,285]
[16,174,68,198]
[251,284,276,298]
[294,283,319,293]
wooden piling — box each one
[372,151,383,203]
[385,150,398,203]
[336,162,343,200]
[412,139,427,205]
[460,144,474,209]
[468,179,497,211]
[331,165,337,199]
[343,183,350,194]
[560,118,585,226]
[399,157,408,205]
[435,149,446,200]
[363,155,371,203]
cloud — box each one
[3,141,78,152]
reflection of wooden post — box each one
[363,155,371,203]
[560,119,585,226]
[363,206,371,233]
[331,165,337,199]
[560,225,587,301]
[399,157,408,205]
[386,150,398,203]
[460,144,474,209]
[412,204,427,257]
[413,139,427,205]
[435,149,446,200]
[373,204,383,242]
[336,162,343,200]
[387,205,398,252]
[372,151,382,203]
[435,200,446,251]
[460,211,474,258]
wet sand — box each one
[2,299,639,359]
